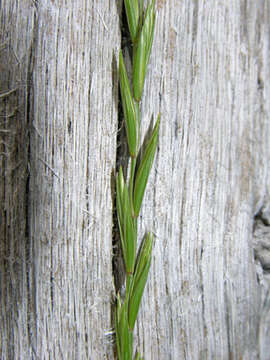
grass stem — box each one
[115,1,159,358]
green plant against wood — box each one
[115,1,159,359]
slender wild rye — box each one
[115,1,159,359]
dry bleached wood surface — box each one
[1,0,270,359]
[0,1,120,359]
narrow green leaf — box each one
[116,297,133,360]
[132,233,153,289]
[135,101,141,156]
[128,233,153,330]
[133,0,156,101]
[120,305,133,360]
[116,167,137,274]
[119,51,138,157]
[143,0,156,71]
[129,259,150,330]
[124,0,139,43]
[133,114,160,217]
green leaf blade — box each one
[124,0,140,43]
[119,51,138,157]
[143,1,156,69]
[133,0,156,102]
[133,114,160,217]
[128,233,153,330]
[116,296,133,360]
[116,167,137,274]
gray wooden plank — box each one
[1,1,120,358]
[1,1,270,359]
[135,1,270,358]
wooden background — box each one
[1,1,270,359]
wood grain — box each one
[1,0,270,359]
[136,1,270,359]
[1,1,120,358]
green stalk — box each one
[129,157,136,211]
[115,1,159,359]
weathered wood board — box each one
[1,1,120,359]
[136,1,270,359]
[1,1,270,359]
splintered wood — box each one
[1,1,270,359]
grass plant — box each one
[115,1,159,359]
